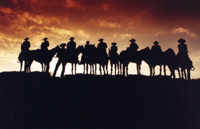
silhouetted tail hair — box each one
[191,66,195,71]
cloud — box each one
[172,27,197,37]
[65,0,84,10]
[0,6,12,14]
[90,19,121,28]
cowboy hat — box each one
[60,43,66,48]
[70,37,75,40]
[24,37,29,40]
[111,42,117,45]
[178,38,186,44]
[43,37,48,40]
[86,41,90,44]
[129,38,136,42]
[153,41,159,44]
[98,38,104,41]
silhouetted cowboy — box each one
[80,41,91,64]
[151,41,162,54]
[41,37,49,51]
[177,38,192,67]
[151,41,163,63]
[21,37,31,58]
[84,41,92,54]
[177,38,188,56]
[97,38,107,53]
[40,37,49,60]
[129,38,139,52]
[110,42,118,53]
[53,43,66,77]
[67,37,76,51]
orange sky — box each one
[0,0,200,78]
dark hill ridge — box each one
[0,72,200,129]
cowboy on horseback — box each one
[109,42,119,75]
[177,38,193,69]
[41,37,49,58]
[109,42,118,59]
[21,37,31,60]
[18,37,31,72]
[53,43,66,77]
[97,38,108,75]
[129,38,138,51]
[97,38,107,53]
[84,41,93,56]
[111,42,118,53]
[177,38,188,58]
[67,37,76,51]
[151,41,163,62]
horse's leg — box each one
[27,60,33,73]
[137,63,141,75]
[159,65,162,76]
[86,63,88,74]
[139,64,141,75]
[114,63,117,75]
[117,62,119,75]
[24,61,27,73]
[182,68,186,79]
[90,64,93,74]
[111,63,113,75]
[61,62,66,78]
[149,65,152,76]
[27,61,30,73]
[99,65,102,75]
[183,69,187,79]
[152,66,155,76]
[126,65,128,76]
[121,63,123,75]
[71,63,73,75]
[46,63,50,73]
[20,60,23,72]
[187,68,191,80]
[177,68,181,78]
[83,63,85,74]
[106,63,108,75]
[164,65,166,76]
[53,60,61,77]
[123,64,125,76]
[169,67,175,79]
[103,65,106,75]
[95,64,97,75]
[75,63,77,75]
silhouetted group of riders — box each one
[18,37,195,80]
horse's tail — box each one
[191,66,195,71]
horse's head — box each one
[77,45,84,53]
[140,47,151,53]
[165,48,175,57]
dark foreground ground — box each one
[0,72,200,129]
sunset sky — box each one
[0,0,200,78]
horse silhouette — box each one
[27,45,60,72]
[177,55,195,80]
[96,50,108,75]
[119,47,145,76]
[108,49,119,75]
[81,44,97,75]
[18,51,31,73]
[60,45,84,77]
[163,48,181,79]
[140,47,167,76]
